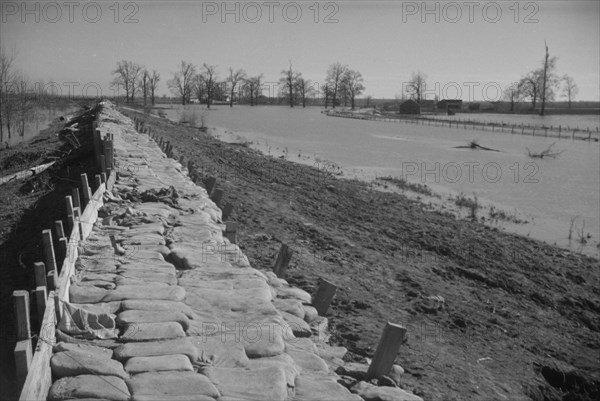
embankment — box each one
[15,102,423,401]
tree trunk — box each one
[540,43,549,116]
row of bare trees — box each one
[503,43,578,114]
[166,61,264,108]
[0,47,37,143]
[147,60,367,109]
[323,62,365,109]
[111,60,160,106]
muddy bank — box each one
[122,108,599,401]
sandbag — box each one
[280,311,312,338]
[69,284,108,304]
[286,348,329,373]
[124,354,193,374]
[53,341,113,359]
[116,310,190,330]
[103,285,185,302]
[113,338,198,362]
[242,319,290,358]
[276,287,312,304]
[120,299,195,320]
[58,303,117,339]
[51,350,128,379]
[48,375,130,401]
[350,381,424,401]
[273,298,306,319]
[120,322,186,342]
[126,371,220,399]
[190,335,250,368]
[295,376,363,401]
[246,353,300,387]
[202,366,288,401]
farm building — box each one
[437,99,463,114]
[399,99,421,114]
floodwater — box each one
[162,105,600,258]
[1,104,78,146]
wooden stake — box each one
[46,271,55,292]
[13,290,31,340]
[71,187,81,210]
[313,279,337,315]
[33,286,47,322]
[58,237,67,264]
[224,222,238,244]
[14,339,32,389]
[273,243,294,279]
[210,188,224,207]
[54,220,65,239]
[366,322,407,379]
[80,174,92,204]
[205,176,217,195]
[222,203,234,221]
[93,129,102,168]
[33,262,47,288]
[41,230,57,278]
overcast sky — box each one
[2,0,599,101]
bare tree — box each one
[280,61,300,107]
[325,62,348,109]
[139,70,149,106]
[148,70,160,106]
[200,64,218,108]
[227,68,246,107]
[295,77,313,108]
[539,42,558,116]
[342,69,365,110]
[561,74,578,109]
[14,75,34,137]
[243,75,263,106]
[406,71,427,104]
[0,45,16,142]
[519,70,541,110]
[111,60,142,103]
[503,81,522,112]
[167,61,196,105]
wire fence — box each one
[323,111,600,142]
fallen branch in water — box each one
[454,140,501,152]
[526,142,564,159]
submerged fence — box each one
[324,111,600,142]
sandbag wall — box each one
[44,102,363,401]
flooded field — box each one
[160,105,600,257]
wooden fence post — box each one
[224,222,238,244]
[33,286,47,324]
[222,203,234,221]
[80,174,92,205]
[34,262,47,289]
[205,176,217,195]
[366,322,407,379]
[55,220,65,239]
[66,194,75,231]
[41,230,57,279]
[13,290,32,388]
[273,243,294,278]
[313,279,337,315]
[210,189,224,207]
